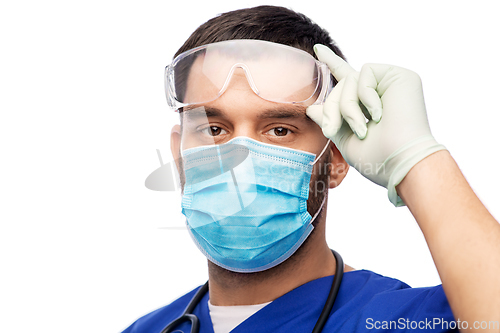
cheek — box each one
[293,122,329,156]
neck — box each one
[207,208,336,306]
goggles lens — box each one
[165,40,332,109]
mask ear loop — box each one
[309,194,327,225]
[308,139,331,224]
[310,139,332,165]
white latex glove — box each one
[307,44,447,206]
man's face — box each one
[181,61,328,154]
[175,59,335,217]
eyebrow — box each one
[182,105,313,122]
[256,105,308,120]
[181,106,222,118]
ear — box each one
[327,142,349,189]
[170,124,182,172]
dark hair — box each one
[174,5,346,61]
[172,6,345,105]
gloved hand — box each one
[307,44,446,206]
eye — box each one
[200,126,227,137]
[267,127,290,137]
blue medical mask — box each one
[181,137,328,273]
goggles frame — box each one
[164,39,333,111]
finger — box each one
[358,64,383,122]
[314,44,356,81]
[306,79,345,139]
[321,78,344,139]
[306,105,324,127]
[340,72,368,139]
[330,120,355,158]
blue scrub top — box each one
[122,270,457,332]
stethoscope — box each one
[160,249,344,333]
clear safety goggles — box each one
[164,39,334,110]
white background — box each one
[1,1,499,332]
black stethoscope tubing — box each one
[160,249,344,333]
